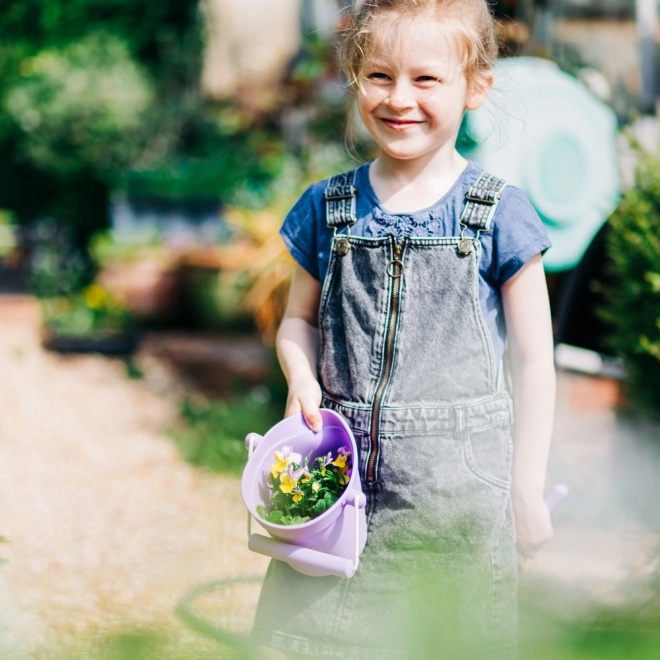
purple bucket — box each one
[241,409,367,578]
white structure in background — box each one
[637,0,659,109]
[201,0,342,110]
[201,0,301,109]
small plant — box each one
[172,390,283,475]
[600,145,660,418]
[257,445,352,526]
[41,283,134,337]
[26,220,90,300]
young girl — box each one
[252,1,555,657]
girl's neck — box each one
[369,149,469,214]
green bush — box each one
[172,391,284,475]
[600,150,660,418]
[5,33,153,178]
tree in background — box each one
[0,0,285,251]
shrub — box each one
[5,33,153,178]
[172,388,285,475]
[600,150,660,418]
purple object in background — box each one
[242,410,367,579]
[545,482,569,514]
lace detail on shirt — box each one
[364,206,448,239]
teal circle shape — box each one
[540,136,587,207]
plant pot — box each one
[241,409,367,579]
[97,258,184,325]
[41,327,140,355]
[181,256,254,331]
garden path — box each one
[0,295,268,658]
[0,294,659,658]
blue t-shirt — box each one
[280,160,551,364]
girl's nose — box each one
[385,79,415,111]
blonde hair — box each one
[338,0,497,93]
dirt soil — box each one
[0,296,268,658]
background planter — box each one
[97,257,185,326]
[181,249,254,331]
[41,327,140,355]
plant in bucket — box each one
[241,409,367,579]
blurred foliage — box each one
[89,231,178,268]
[0,0,289,249]
[171,384,286,476]
[26,219,134,337]
[26,220,92,298]
[599,141,660,419]
[0,1,201,72]
[5,33,153,178]
[41,284,133,337]
[0,0,362,338]
[196,204,296,344]
[121,125,287,205]
[178,141,357,342]
[0,209,18,258]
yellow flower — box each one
[270,452,292,478]
[83,284,108,310]
[339,474,349,486]
[332,453,348,470]
[279,472,298,494]
[270,447,301,478]
[292,489,304,503]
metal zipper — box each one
[367,236,405,484]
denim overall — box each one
[252,171,518,660]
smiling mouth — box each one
[379,118,423,130]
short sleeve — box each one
[490,185,552,285]
[279,182,326,281]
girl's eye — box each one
[366,72,390,82]
[416,76,440,84]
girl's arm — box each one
[276,264,323,432]
[501,253,556,563]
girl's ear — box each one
[465,71,494,111]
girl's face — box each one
[357,14,491,165]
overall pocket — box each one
[461,422,513,490]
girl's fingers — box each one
[302,406,323,433]
[284,395,322,432]
[299,394,323,433]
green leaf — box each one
[267,510,284,524]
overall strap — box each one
[459,172,507,232]
[324,170,358,229]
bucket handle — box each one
[247,492,365,579]
[246,433,261,538]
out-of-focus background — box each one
[0,0,659,658]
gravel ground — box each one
[1,295,659,659]
[0,296,268,658]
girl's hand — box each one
[512,488,554,569]
[285,377,323,433]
